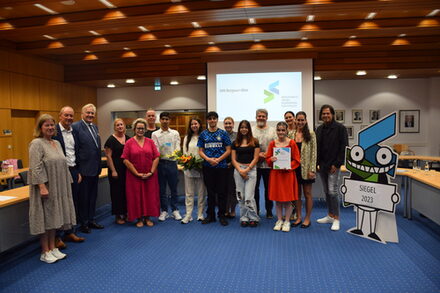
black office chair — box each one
[12,159,25,186]
[19,171,28,186]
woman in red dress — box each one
[266,121,300,232]
[122,118,160,227]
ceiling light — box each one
[99,0,116,8]
[254,39,260,42]
[306,15,315,22]
[164,44,171,48]
[314,76,322,80]
[398,33,406,37]
[123,47,130,50]
[138,26,149,32]
[43,34,56,40]
[197,75,206,80]
[366,12,376,19]
[60,0,76,5]
[83,54,98,61]
[301,37,308,41]
[84,50,91,53]
[356,70,367,76]
[349,35,356,39]
[248,18,256,25]
[387,74,398,79]
[126,79,135,84]
[427,9,439,17]
[89,30,100,36]
[107,83,116,88]
[171,0,182,2]
[170,81,179,85]
[191,22,201,28]
[208,41,215,45]
[34,3,58,14]
[3,7,13,10]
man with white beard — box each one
[252,109,276,218]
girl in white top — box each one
[181,118,206,224]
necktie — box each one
[88,124,99,148]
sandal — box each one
[144,218,154,227]
[135,220,144,228]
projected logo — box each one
[264,80,279,103]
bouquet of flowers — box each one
[167,150,203,170]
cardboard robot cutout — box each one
[340,112,400,243]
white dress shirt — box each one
[59,123,76,167]
[152,127,181,160]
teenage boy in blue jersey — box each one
[198,111,232,226]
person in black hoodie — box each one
[315,104,348,231]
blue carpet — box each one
[1,201,439,293]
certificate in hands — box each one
[273,147,291,170]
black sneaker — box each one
[201,217,216,224]
[219,218,229,226]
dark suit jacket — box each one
[53,123,81,168]
[72,120,102,177]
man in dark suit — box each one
[72,103,104,233]
[53,106,85,244]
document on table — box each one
[273,147,291,170]
[0,195,17,201]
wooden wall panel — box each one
[0,50,8,71]
[0,137,13,161]
[11,110,39,168]
[6,50,63,81]
[39,79,64,111]
[9,73,40,110]
[0,109,12,137]
[0,71,11,108]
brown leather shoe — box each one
[55,237,67,250]
[63,233,85,243]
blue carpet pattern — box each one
[1,200,439,293]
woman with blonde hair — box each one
[122,118,160,227]
[104,118,130,224]
[29,114,76,263]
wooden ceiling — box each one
[0,0,439,87]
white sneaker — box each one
[282,221,291,232]
[317,215,335,224]
[331,219,340,231]
[273,220,283,231]
[171,210,182,221]
[50,248,66,260]
[197,216,204,221]
[158,211,169,221]
[181,215,193,224]
[40,251,58,264]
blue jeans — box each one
[234,166,259,222]
[319,168,340,217]
[158,160,179,212]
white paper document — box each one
[273,147,291,170]
[0,195,17,201]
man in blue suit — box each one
[72,103,104,233]
[53,106,85,244]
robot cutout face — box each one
[346,113,398,182]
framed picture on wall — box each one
[369,110,380,122]
[352,109,363,123]
[346,126,354,138]
[399,110,420,133]
[335,110,345,123]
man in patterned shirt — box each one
[198,111,232,226]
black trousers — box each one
[78,175,99,225]
[64,167,80,234]
[254,168,273,215]
[202,167,228,220]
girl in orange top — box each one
[266,121,300,232]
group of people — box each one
[28,103,348,264]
